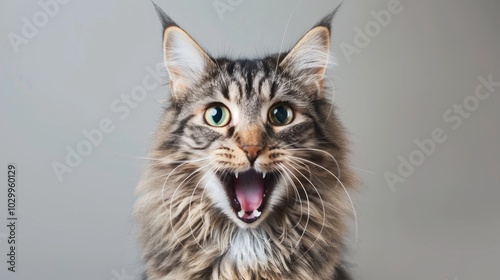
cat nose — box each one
[241,145,262,163]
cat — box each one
[135,3,357,280]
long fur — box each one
[135,4,356,280]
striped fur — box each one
[135,4,357,280]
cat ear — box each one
[279,8,339,92]
[153,3,215,96]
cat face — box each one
[152,8,345,230]
[172,59,324,228]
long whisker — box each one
[272,166,289,244]
[140,157,210,172]
[271,140,303,150]
[161,158,211,246]
[286,147,341,186]
[169,164,212,248]
[289,155,358,245]
[288,157,313,180]
[276,165,304,240]
[284,160,327,270]
[288,147,374,176]
[279,163,310,250]
[161,157,211,211]
[285,159,328,259]
[348,165,376,174]
[188,163,222,252]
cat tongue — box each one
[235,170,264,212]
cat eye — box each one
[204,104,231,127]
[268,103,294,126]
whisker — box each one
[272,167,289,244]
[289,155,359,245]
[279,163,310,251]
[285,160,328,259]
[275,165,304,242]
[161,158,211,247]
[286,147,341,185]
[348,165,376,175]
[188,163,222,252]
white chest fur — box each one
[228,228,271,268]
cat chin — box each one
[230,208,275,229]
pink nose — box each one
[241,145,262,162]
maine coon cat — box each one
[135,4,357,280]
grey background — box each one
[1,0,499,279]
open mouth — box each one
[217,169,278,224]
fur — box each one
[135,4,357,280]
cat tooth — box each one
[253,210,262,218]
[235,172,238,179]
[262,172,266,179]
[238,210,245,218]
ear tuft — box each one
[315,4,342,31]
[152,2,177,31]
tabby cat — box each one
[135,4,357,280]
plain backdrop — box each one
[1,0,499,279]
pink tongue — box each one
[235,170,264,212]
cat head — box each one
[151,4,350,229]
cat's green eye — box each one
[268,103,294,126]
[204,104,231,127]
